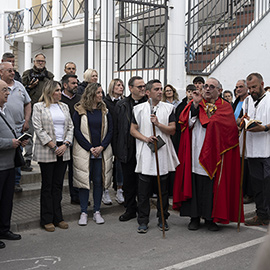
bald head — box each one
[0,62,15,84]
[0,79,10,107]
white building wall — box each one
[211,12,270,91]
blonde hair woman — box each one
[73,83,113,225]
[77,68,98,95]
[32,80,74,232]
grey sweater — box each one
[0,110,16,170]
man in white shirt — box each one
[241,73,270,226]
[130,79,179,233]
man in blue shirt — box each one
[233,79,253,205]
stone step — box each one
[14,179,69,200]
[21,162,68,184]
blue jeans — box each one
[79,159,102,213]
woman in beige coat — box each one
[32,80,73,232]
[73,83,113,225]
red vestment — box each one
[173,97,244,224]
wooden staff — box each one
[237,123,246,231]
[150,98,165,238]
[152,122,166,238]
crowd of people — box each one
[1,51,270,251]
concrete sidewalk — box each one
[11,164,256,232]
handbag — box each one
[0,113,25,167]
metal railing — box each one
[60,0,85,23]
[185,0,270,75]
[89,0,168,90]
[30,1,52,29]
[6,10,24,34]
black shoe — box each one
[21,160,33,172]
[0,241,5,249]
[188,217,200,230]
[157,220,169,231]
[205,220,219,231]
[0,231,21,240]
[119,212,137,222]
[14,184,23,193]
[137,223,148,234]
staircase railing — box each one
[185,0,270,75]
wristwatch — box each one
[264,125,269,132]
[63,142,70,147]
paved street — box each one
[1,202,268,270]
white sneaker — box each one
[116,188,124,204]
[78,212,88,226]
[93,211,105,224]
[102,189,112,205]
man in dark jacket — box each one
[21,53,54,171]
[115,76,147,221]
[61,74,81,205]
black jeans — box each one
[248,157,270,219]
[121,155,138,215]
[137,173,169,225]
[39,156,68,226]
[0,168,15,234]
[67,146,79,201]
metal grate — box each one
[90,0,168,90]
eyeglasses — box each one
[203,84,217,90]
[235,85,244,89]
[1,88,9,93]
[135,85,146,90]
[165,89,173,93]
[3,69,15,73]
[35,60,46,63]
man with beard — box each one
[61,74,81,204]
[240,73,270,226]
[22,53,54,171]
[130,79,179,233]
[173,77,244,231]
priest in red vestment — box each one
[173,77,244,231]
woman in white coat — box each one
[32,80,74,232]
[73,83,113,225]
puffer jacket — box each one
[72,104,113,190]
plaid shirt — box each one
[32,102,74,163]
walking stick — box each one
[150,99,166,238]
[238,126,246,231]
[238,99,249,232]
